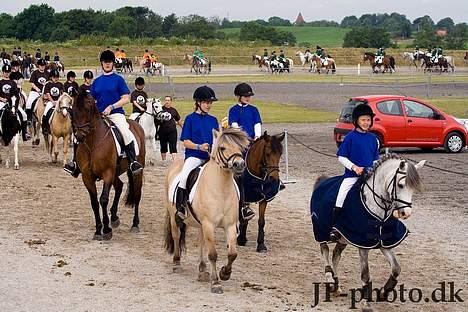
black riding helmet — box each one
[84,70,94,79]
[135,77,145,86]
[49,69,60,78]
[352,104,375,128]
[100,50,115,63]
[234,83,254,97]
[193,85,217,102]
[2,64,11,73]
[66,71,76,79]
[11,60,20,67]
[37,59,46,66]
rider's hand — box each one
[103,105,113,116]
[352,165,364,175]
[200,143,210,152]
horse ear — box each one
[399,160,406,170]
[276,132,285,142]
[414,160,426,171]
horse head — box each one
[248,131,285,181]
[211,127,249,175]
[363,52,375,62]
[364,154,425,220]
[71,92,99,142]
[57,93,73,117]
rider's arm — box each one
[183,139,209,152]
[133,101,145,112]
[338,156,356,171]
[110,94,130,110]
[254,123,262,138]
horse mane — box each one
[366,153,423,191]
[268,133,284,154]
[365,52,375,57]
[217,127,249,152]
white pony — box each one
[402,51,424,69]
[295,50,313,68]
[129,98,172,165]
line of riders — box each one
[266,45,331,67]
[1,47,64,79]
[412,45,446,64]
[1,49,270,224]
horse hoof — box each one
[103,231,113,240]
[197,271,210,282]
[256,244,268,253]
[211,284,224,294]
[111,219,121,228]
[14,165,19,170]
[237,237,247,246]
[130,226,140,233]
[93,234,103,241]
[219,266,232,281]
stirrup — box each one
[64,162,80,178]
[130,161,143,175]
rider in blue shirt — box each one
[330,104,379,241]
[228,82,262,221]
[175,86,219,223]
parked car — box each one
[334,95,468,153]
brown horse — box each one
[164,127,250,293]
[464,52,468,64]
[49,93,73,165]
[237,131,285,252]
[72,92,146,240]
[363,52,396,73]
[311,55,336,74]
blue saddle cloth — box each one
[310,176,408,249]
[243,169,280,203]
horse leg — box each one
[82,176,103,240]
[170,213,183,273]
[99,182,113,240]
[110,177,123,228]
[198,228,210,282]
[63,134,70,166]
[219,224,237,281]
[359,249,373,312]
[320,243,335,290]
[130,173,143,232]
[150,136,158,166]
[256,201,268,252]
[378,248,400,301]
[330,242,347,294]
[13,134,20,170]
[237,220,248,246]
[51,135,58,163]
[203,222,222,294]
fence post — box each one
[282,129,296,184]
[357,63,361,76]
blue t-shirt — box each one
[180,112,219,160]
[337,130,379,178]
[228,104,262,139]
[90,73,129,115]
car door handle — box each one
[408,119,412,123]
[374,117,380,122]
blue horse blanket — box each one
[310,176,408,249]
[243,168,281,203]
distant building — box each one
[295,12,305,26]
[435,29,448,37]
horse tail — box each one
[390,56,396,70]
[331,61,336,73]
[208,60,212,73]
[313,175,329,191]
[164,210,186,254]
[125,169,136,206]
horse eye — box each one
[398,183,404,189]
[219,146,226,151]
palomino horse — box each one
[363,52,396,73]
[129,98,172,165]
[311,55,336,74]
[252,55,270,71]
[311,154,425,312]
[164,127,250,293]
[32,95,46,147]
[237,131,285,252]
[296,50,313,68]
[0,103,21,169]
[48,93,73,165]
[72,92,146,240]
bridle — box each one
[362,164,413,212]
[248,138,280,181]
[214,146,243,170]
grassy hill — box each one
[221,26,350,47]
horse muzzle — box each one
[393,207,412,220]
[230,158,245,175]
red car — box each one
[334,95,468,153]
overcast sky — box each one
[2,0,467,24]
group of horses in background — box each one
[402,51,455,73]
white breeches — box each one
[26,91,41,110]
[129,112,141,120]
[335,177,359,208]
[107,113,133,145]
[178,157,204,189]
[44,101,55,116]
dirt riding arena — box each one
[1,77,468,311]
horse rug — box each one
[168,164,239,205]
[310,176,408,249]
[243,167,281,203]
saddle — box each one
[102,118,139,158]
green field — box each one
[221,26,351,47]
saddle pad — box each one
[168,164,239,205]
[310,175,408,249]
[110,126,139,157]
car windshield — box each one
[339,99,367,122]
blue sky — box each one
[2,1,466,24]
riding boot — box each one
[63,142,80,178]
[41,114,49,135]
[236,176,255,222]
[21,120,31,141]
[26,108,33,126]
[329,206,343,242]
[124,141,143,175]
[175,187,188,224]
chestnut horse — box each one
[72,92,146,240]
[237,131,285,252]
[363,52,395,73]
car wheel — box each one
[444,132,464,153]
